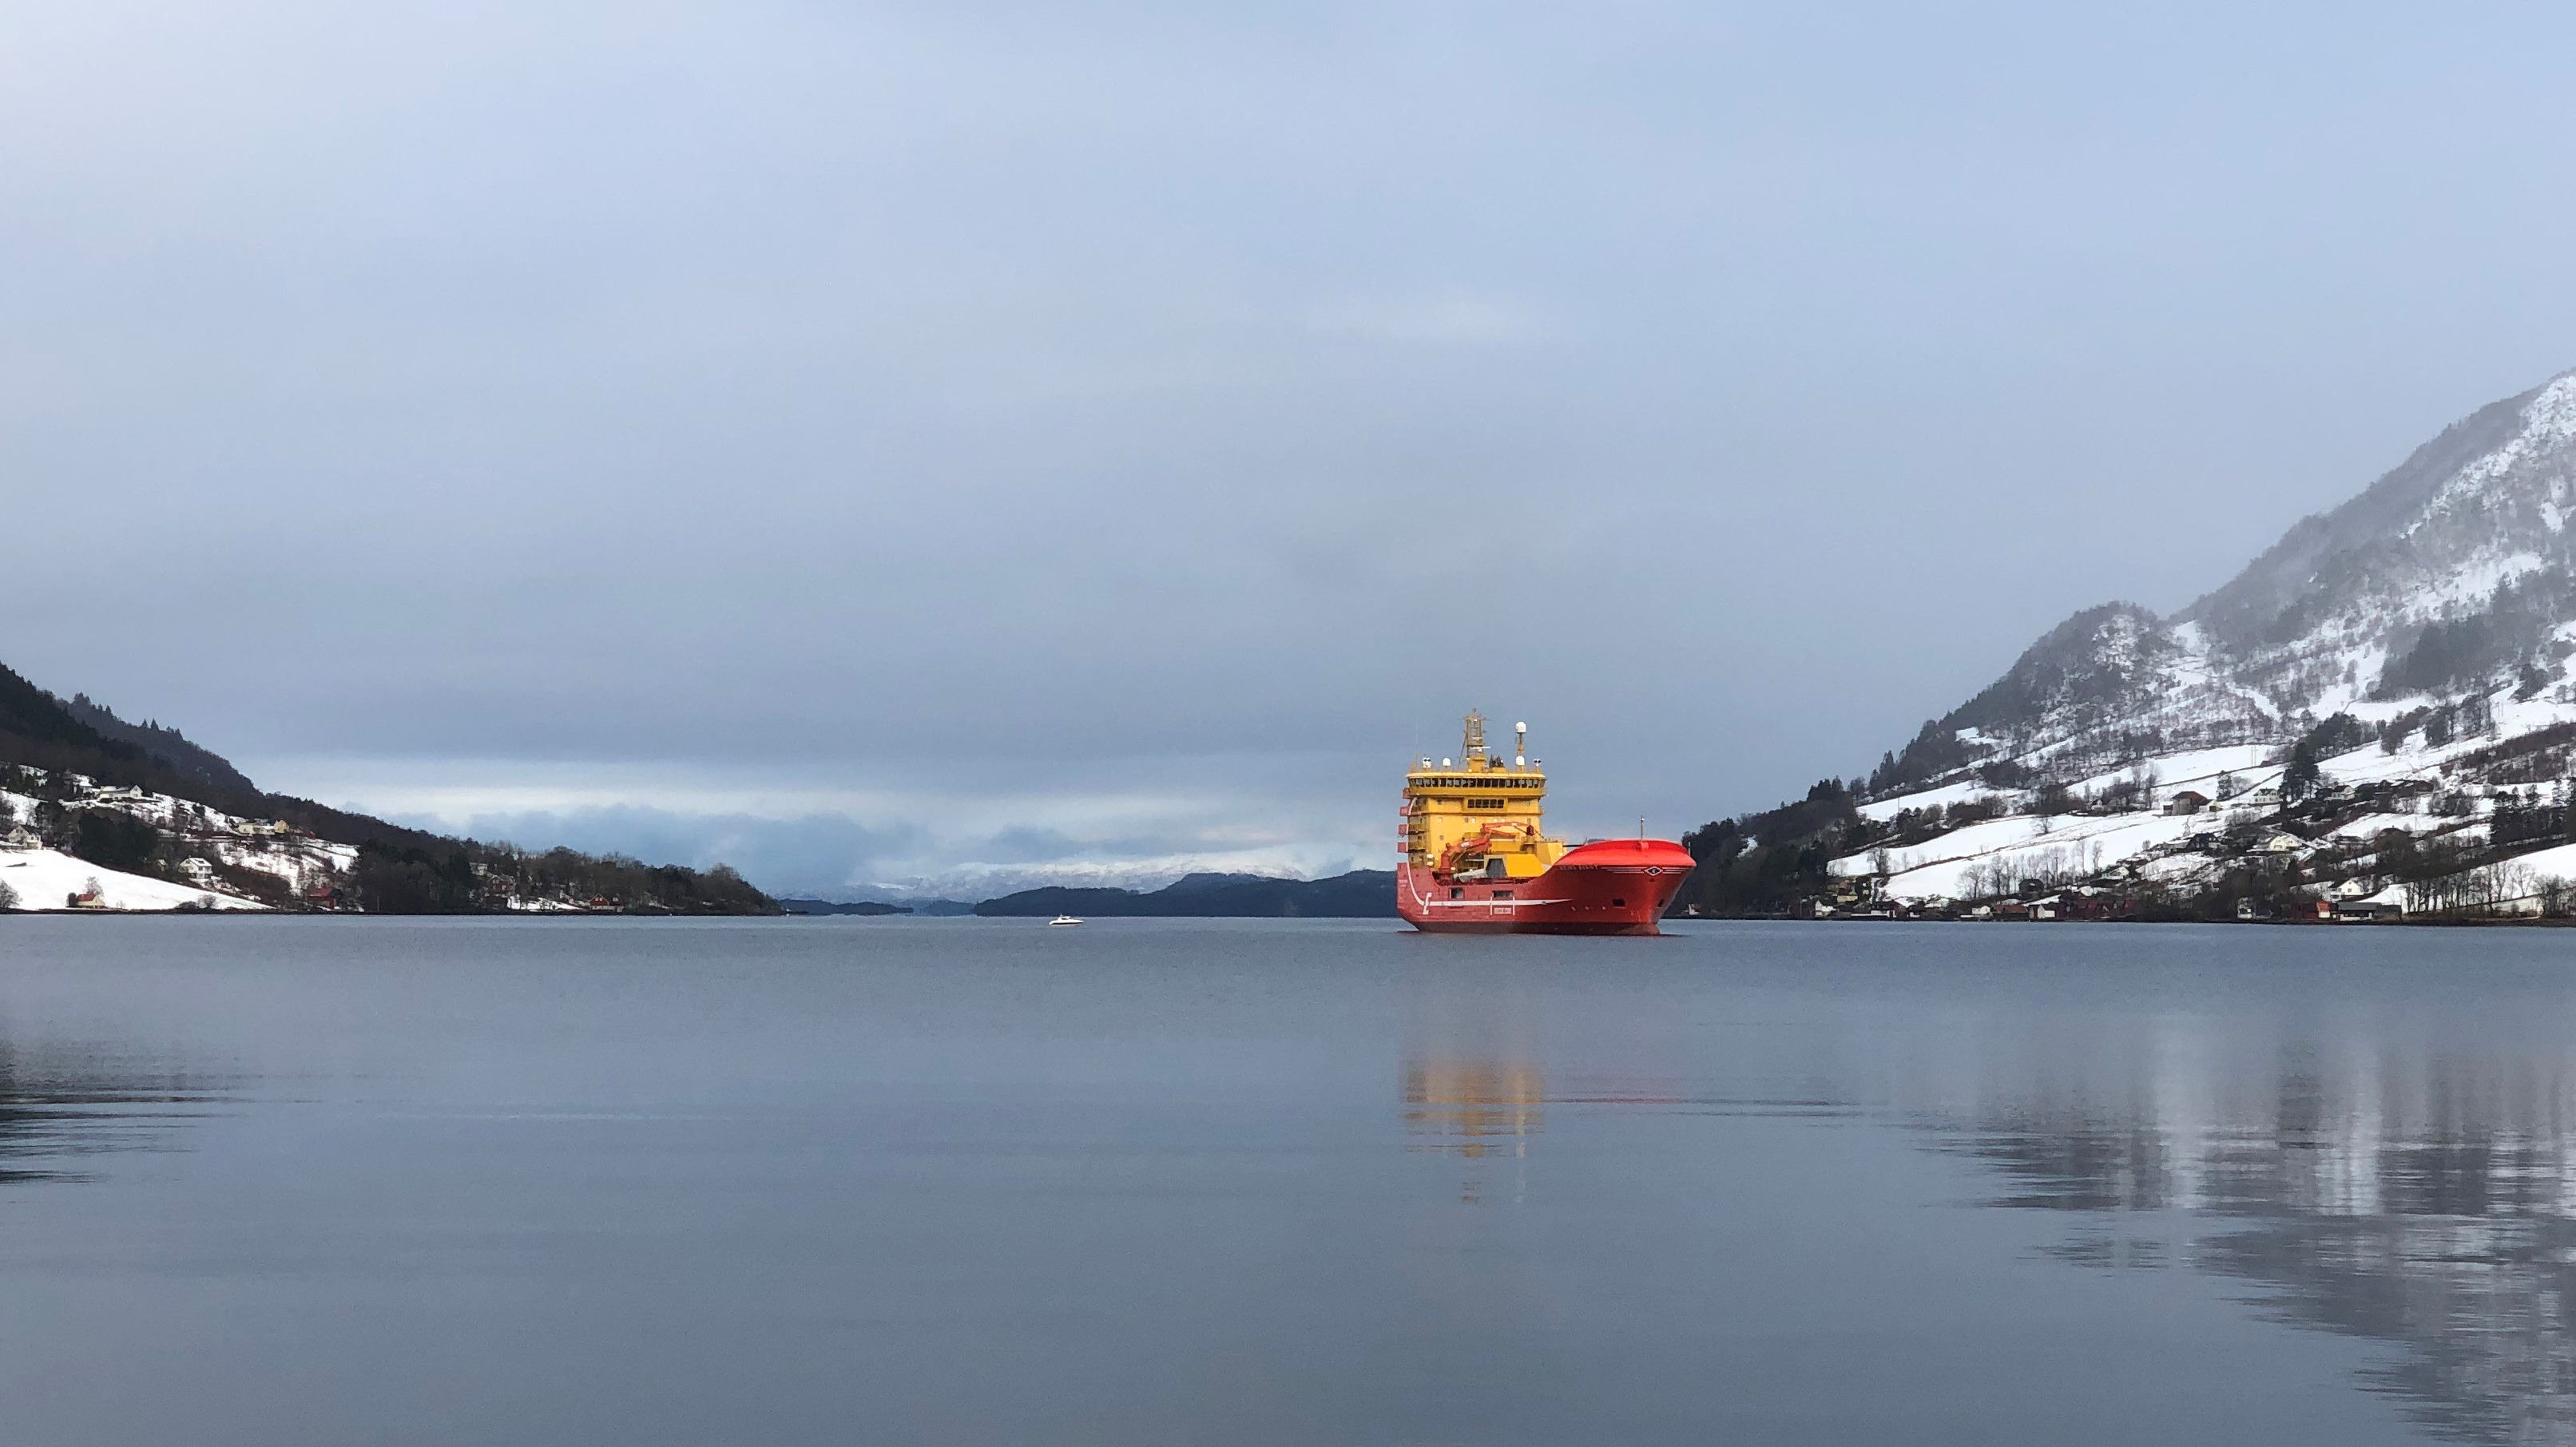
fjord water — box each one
[3,921,2572,1445]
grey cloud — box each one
[969,823,1283,866]
[9,2,2576,886]
[974,827,1094,865]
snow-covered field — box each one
[1835,808,2207,902]
[1856,779,1989,822]
[2,771,351,911]
[2069,745,2277,799]
[2328,811,2451,841]
[0,848,264,911]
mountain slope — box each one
[0,661,139,767]
[59,694,260,795]
[2183,375,2576,654]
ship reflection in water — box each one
[1401,973,1697,1205]
[1403,1057,1545,1203]
[1929,1027,2576,1445]
[1403,979,1549,1204]
[1403,1057,1545,1160]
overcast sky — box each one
[6,2,2576,895]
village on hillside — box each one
[1775,688,2576,924]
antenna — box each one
[1514,721,1527,767]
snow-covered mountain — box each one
[1832,365,2576,915]
[1877,367,2576,788]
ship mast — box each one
[1403,709,1552,874]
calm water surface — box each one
[4,917,2574,1445]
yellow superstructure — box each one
[1401,711,1566,881]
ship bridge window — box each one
[1469,799,1506,810]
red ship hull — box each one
[1398,839,1694,936]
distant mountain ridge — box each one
[975,870,1395,918]
[777,898,911,915]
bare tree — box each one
[2541,876,2574,918]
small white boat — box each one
[1047,914,1083,926]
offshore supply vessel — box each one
[1397,712,1694,935]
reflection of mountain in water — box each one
[0,1037,230,1185]
[1934,1037,2576,1445]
